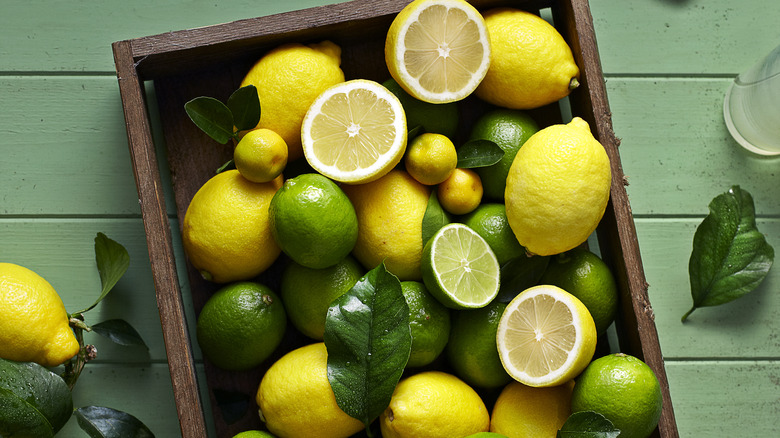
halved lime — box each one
[421,223,500,309]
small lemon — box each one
[475,8,580,110]
[505,117,611,256]
[256,343,364,438]
[404,133,458,185]
[0,263,79,367]
[437,168,483,215]
[182,169,281,283]
[241,41,345,161]
[234,128,288,183]
[490,380,574,437]
[380,371,490,438]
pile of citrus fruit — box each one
[180,1,663,437]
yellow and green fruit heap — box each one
[180,1,663,437]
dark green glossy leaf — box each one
[0,359,73,437]
[324,263,411,428]
[407,125,425,139]
[74,233,130,315]
[456,139,504,169]
[75,406,154,438]
[558,411,620,437]
[216,159,236,174]
[683,186,774,321]
[496,254,550,303]
[184,96,235,144]
[422,190,450,246]
[91,319,148,349]
[227,85,261,132]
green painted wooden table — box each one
[2,0,778,436]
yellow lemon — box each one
[240,41,345,161]
[233,128,288,183]
[182,169,281,283]
[490,380,575,437]
[256,343,364,438]
[437,168,483,215]
[0,263,79,367]
[341,170,430,280]
[404,133,458,185]
[475,8,580,110]
[385,0,491,103]
[380,370,490,438]
[505,117,611,256]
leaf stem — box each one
[681,306,696,323]
[62,314,97,390]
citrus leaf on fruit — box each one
[0,359,73,437]
[184,96,235,144]
[226,85,261,132]
[422,190,450,246]
[496,255,550,303]
[75,406,154,438]
[91,319,148,349]
[457,139,504,169]
[74,233,130,315]
[683,185,774,322]
[324,262,412,428]
[557,411,620,437]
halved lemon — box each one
[385,0,491,103]
[496,285,597,387]
[301,79,407,184]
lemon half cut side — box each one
[301,79,407,184]
[496,285,597,387]
[385,0,492,103]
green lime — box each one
[401,281,451,367]
[383,78,459,139]
[280,256,364,340]
[232,431,277,438]
[196,282,286,371]
[447,301,511,388]
[269,173,358,269]
[539,247,618,334]
[421,223,500,309]
[571,353,663,438]
[461,203,525,266]
[468,109,539,200]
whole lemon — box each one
[234,128,288,183]
[257,343,364,438]
[404,133,458,186]
[437,168,483,216]
[379,371,490,438]
[490,380,574,437]
[232,431,276,438]
[240,41,345,161]
[182,169,281,283]
[0,263,79,367]
[505,117,611,256]
[475,8,580,110]
[342,170,430,280]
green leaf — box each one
[184,96,235,144]
[73,233,130,315]
[421,190,451,246]
[0,359,73,437]
[216,159,236,174]
[91,319,148,349]
[558,411,620,437]
[496,254,550,303]
[683,185,774,321]
[407,125,425,139]
[457,139,504,169]
[226,85,261,132]
[324,262,411,428]
[75,406,154,438]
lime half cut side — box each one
[422,223,500,309]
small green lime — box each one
[468,109,539,200]
[401,281,451,367]
[539,247,619,334]
[232,430,277,438]
[571,353,663,438]
[269,173,358,269]
[383,78,459,139]
[462,203,525,266]
[447,301,511,388]
[196,282,286,371]
[280,256,364,340]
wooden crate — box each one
[112,0,678,437]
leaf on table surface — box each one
[683,185,774,322]
[73,233,130,315]
[227,85,261,133]
[558,411,620,437]
[456,139,504,169]
[422,190,450,246]
[0,359,73,437]
[75,406,154,438]
[184,96,235,144]
[324,262,411,428]
[91,319,148,349]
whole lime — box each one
[401,281,451,367]
[383,78,459,139]
[468,109,539,201]
[232,431,277,438]
[462,203,525,266]
[196,282,286,371]
[281,256,364,340]
[269,173,358,269]
[540,247,619,334]
[571,353,663,438]
[447,300,511,388]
